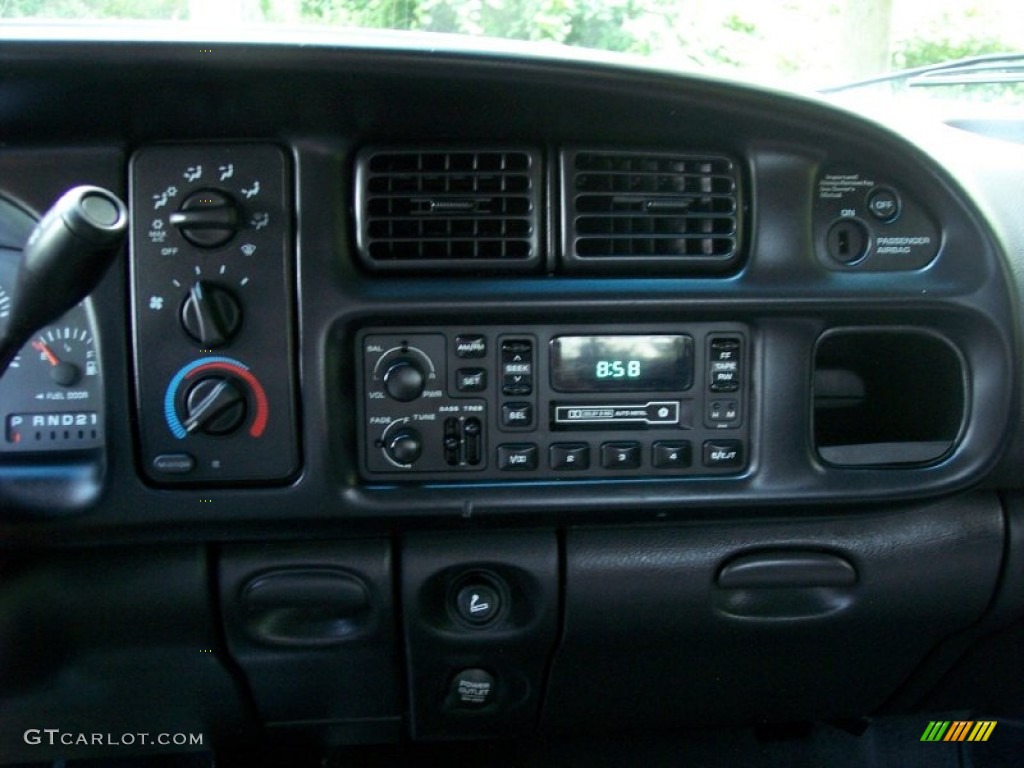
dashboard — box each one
[2,31,1024,766]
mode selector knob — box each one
[383,358,426,402]
[385,428,422,465]
[169,189,240,248]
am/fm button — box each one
[455,334,487,358]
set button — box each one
[456,367,487,392]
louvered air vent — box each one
[562,150,743,273]
[355,147,542,271]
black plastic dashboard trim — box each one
[0,38,1017,535]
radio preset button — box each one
[455,334,488,358]
[601,442,642,470]
[497,444,540,468]
[550,443,590,471]
[703,440,744,469]
[653,441,692,469]
[498,443,538,470]
[456,367,487,392]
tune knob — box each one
[385,428,422,465]
[169,189,240,248]
[180,281,242,347]
[383,358,426,402]
[182,375,248,436]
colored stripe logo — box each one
[921,721,997,742]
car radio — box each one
[357,323,749,481]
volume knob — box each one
[383,358,426,402]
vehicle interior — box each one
[2,15,1024,768]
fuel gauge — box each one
[1,317,105,452]
[28,325,99,391]
[0,212,105,454]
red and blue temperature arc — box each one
[164,356,269,439]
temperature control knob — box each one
[383,358,426,402]
[169,189,240,248]
[182,375,248,436]
[385,428,422,465]
[180,281,242,347]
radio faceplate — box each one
[357,324,750,481]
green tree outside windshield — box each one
[0,0,1020,89]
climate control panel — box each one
[358,324,750,482]
[130,145,298,484]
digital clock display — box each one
[550,335,693,393]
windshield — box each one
[2,0,1023,94]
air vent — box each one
[562,149,743,273]
[355,147,542,272]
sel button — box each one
[502,402,534,428]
